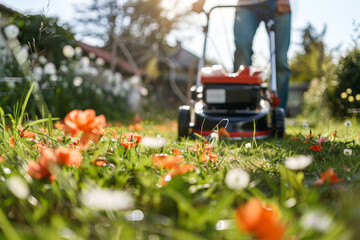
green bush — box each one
[328,48,360,118]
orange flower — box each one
[291,136,299,141]
[310,144,322,152]
[27,146,82,180]
[218,127,230,138]
[0,155,5,163]
[64,109,106,147]
[235,198,286,240]
[125,132,143,143]
[55,147,82,167]
[100,128,107,136]
[172,148,182,155]
[304,133,313,143]
[209,152,218,162]
[129,123,142,131]
[152,154,185,169]
[27,147,57,180]
[121,139,138,149]
[160,163,196,186]
[331,131,337,141]
[38,147,58,170]
[54,122,65,131]
[27,160,50,180]
[153,153,196,186]
[9,136,15,147]
[313,168,343,186]
[92,159,107,167]
[34,142,46,151]
[39,128,48,134]
[18,125,37,138]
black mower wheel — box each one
[273,107,285,138]
[178,106,191,139]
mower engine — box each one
[178,64,285,140]
[200,65,266,110]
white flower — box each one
[225,168,249,190]
[50,75,58,82]
[95,57,105,67]
[44,62,56,75]
[4,24,19,39]
[75,47,83,57]
[90,67,98,77]
[38,56,47,65]
[140,87,148,96]
[73,76,83,87]
[88,52,96,60]
[244,142,251,149]
[343,149,352,156]
[301,210,332,232]
[130,75,140,86]
[284,155,312,170]
[209,132,219,141]
[60,65,68,73]
[80,56,90,67]
[215,219,234,231]
[344,120,352,127]
[62,45,75,58]
[16,47,29,65]
[140,136,166,148]
[125,209,144,221]
[81,187,134,211]
[302,123,309,129]
[7,176,29,199]
[33,67,43,81]
[114,72,123,84]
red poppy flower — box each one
[313,168,343,186]
[310,144,322,152]
[235,198,286,240]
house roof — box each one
[0,4,17,14]
[76,41,143,76]
[168,41,199,70]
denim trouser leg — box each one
[233,1,291,110]
[274,12,291,110]
[233,8,261,71]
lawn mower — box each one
[178,4,285,140]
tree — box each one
[10,13,76,68]
[74,0,184,55]
[290,24,331,82]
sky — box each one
[1,0,360,71]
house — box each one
[76,41,142,76]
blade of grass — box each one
[47,113,53,137]
[0,208,22,240]
[26,117,60,127]
[18,82,34,127]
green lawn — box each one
[0,110,360,240]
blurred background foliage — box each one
[1,1,360,121]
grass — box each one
[1,100,360,240]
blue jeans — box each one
[233,0,291,110]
